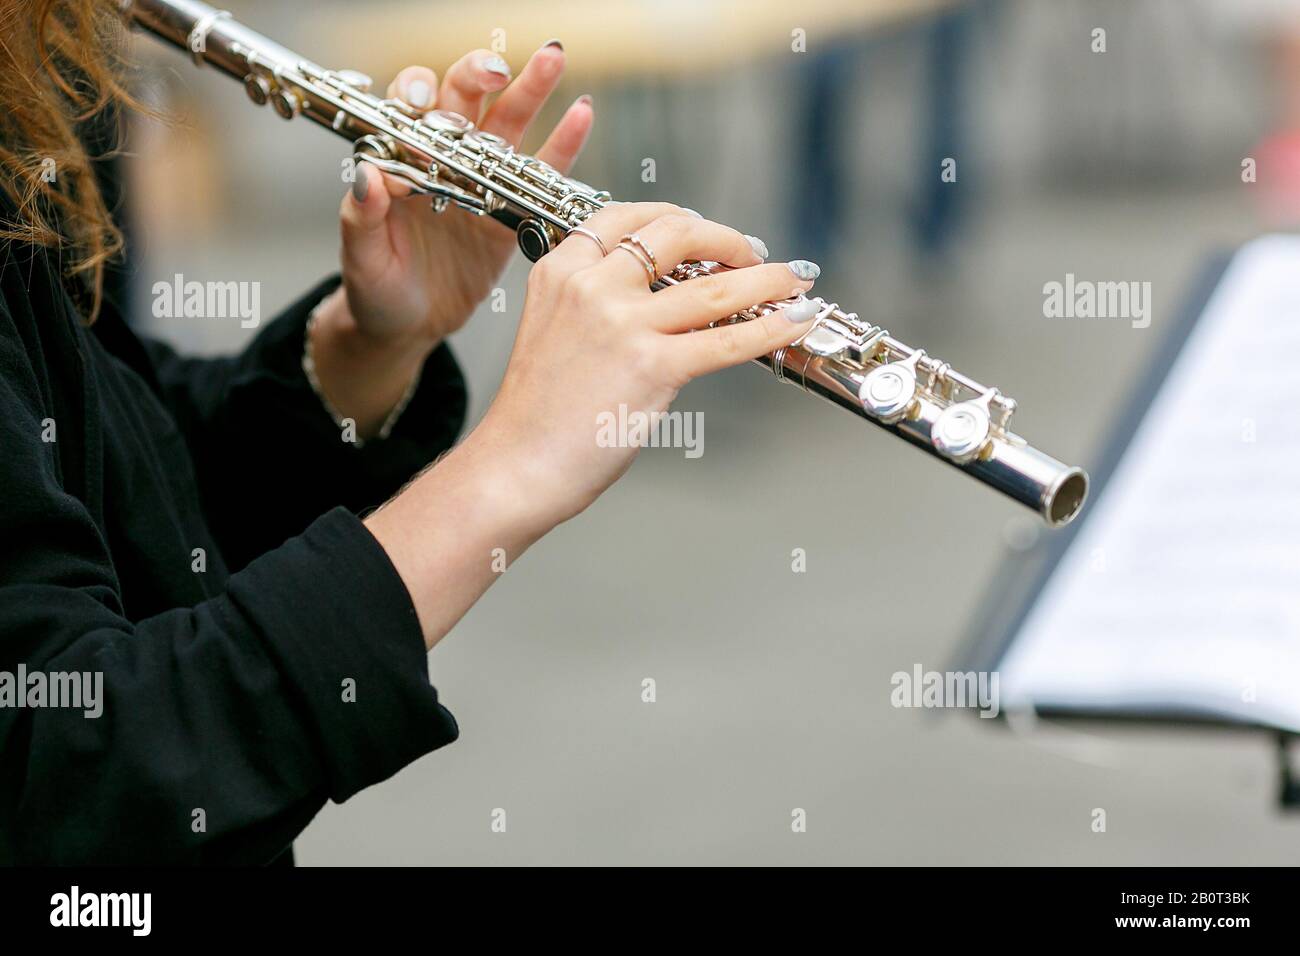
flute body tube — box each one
[121,0,1089,527]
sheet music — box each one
[999,235,1300,731]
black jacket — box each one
[0,228,467,863]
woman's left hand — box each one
[308,42,594,438]
[336,42,593,348]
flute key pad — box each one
[859,350,925,424]
[931,389,998,463]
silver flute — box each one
[122,0,1089,527]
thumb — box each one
[338,161,397,282]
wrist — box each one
[312,286,438,366]
[307,288,433,440]
[449,422,570,542]
[364,428,560,650]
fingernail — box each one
[482,55,511,78]
[786,298,820,323]
[352,164,369,203]
[682,207,703,218]
[404,79,431,109]
[745,234,769,259]
[787,259,820,281]
[576,93,593,107]
[544,38,564,51]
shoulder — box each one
[0,232,68,334]
[0,232,85,413]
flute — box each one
[121,0,1090,527]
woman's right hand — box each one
[471,201,822,530]
[367,202,822,649]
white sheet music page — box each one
[999,235,1300,731]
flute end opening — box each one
[1045,469,1089,528]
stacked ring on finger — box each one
[566,226,608,256]
[615,233,659,285]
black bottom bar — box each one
[0,866,1287,941]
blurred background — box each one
[123,0,1300,863]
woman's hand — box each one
[337,44,593,345]
[308,42,594,437]
[475,202,823,527]
[368,202,823,648]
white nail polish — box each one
[787,260,821,281]
[745,234,769,259]
[483,55,511,78]
[405,79,431,109]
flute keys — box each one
[422,109,474,133]
[468,130,508,147]
[859,350,925,424]
[335,70,373,92]
[271,88,300,119]
[800,325,850,357]
[931,388,998,464]
[243,74,271,106]
[516,219,552,261]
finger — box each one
[385,65,438,112]
[437,49,512,122]
[553,225,610,267]
[640,262,817,333]
[543,201,688,272]
[353,157,419,201]
[534,94,594,174]
[479,40,566,146]
[597,214,765,288]
[338,162,395,284]
[670,300,822,381]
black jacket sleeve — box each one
[0,289,459,865]
[136,276,469,569]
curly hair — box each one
[0,0,146,320]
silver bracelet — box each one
[302,303,423,448]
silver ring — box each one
[567,226,608,256]
[615,233,658,285]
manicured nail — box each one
[544,38,564,51]
[745,234,769,259]
[576,93,593,107]
[351,163,369,203]
[682,207,703,218]
[786,298,820,323]
[404,78,431,109]
[787,259,820,281]
[482,55,511,78]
